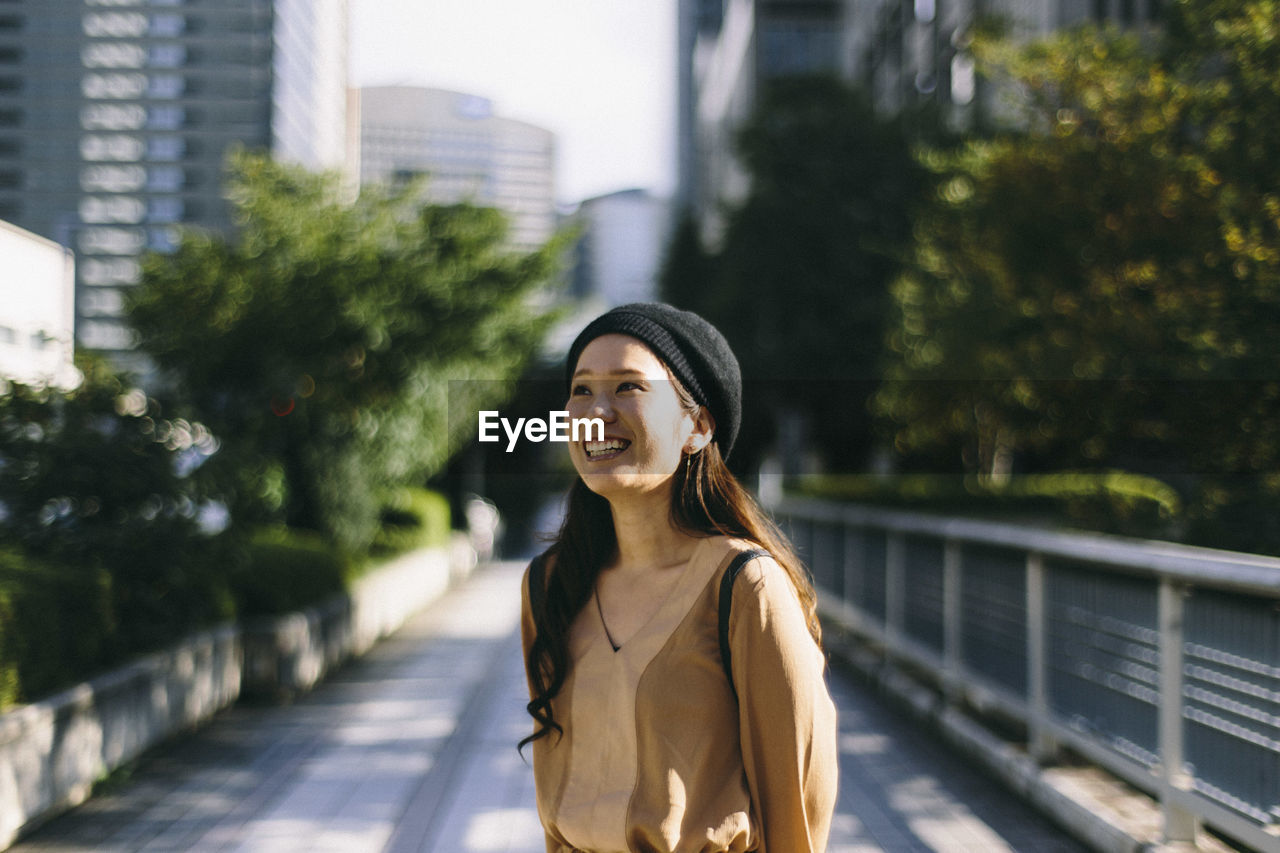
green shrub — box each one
[370,487,451,557]
[230,526,352,618]
[0,547,114,711]
[789,471,1182,540]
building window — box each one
[148,44,186,67]
[81,164,147,192]
[148,226,177,252]
[82,103,146,131]
[82,42,146,69]
[81,257,140,286]
[147,196,182,222]
[149,13,185,37]
[148,74,184,98]
[83,13,149,39]
[147,165,183,191]
[147,105,185,130]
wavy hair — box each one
[521,383,821,751]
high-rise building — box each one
[358,86,556,252]
[0,0,350,364]
[846,0,1164,128]
[569,188,671,308]
[678,0,1163,240]
[679,0,844,244]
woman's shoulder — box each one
[525,547,557,573]
[703,536,783,583]
[522,548,558,602]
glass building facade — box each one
[0,0,348,360]
[359,86,556,252]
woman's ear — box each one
[685,408,716,454]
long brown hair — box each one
[521,415,822,751]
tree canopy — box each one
[663,76,932,473]
[875,0,1280,549]
[128,152,563,551]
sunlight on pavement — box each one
[841,732,892,755]
[461,807,545,851]
[890,775,1015,852]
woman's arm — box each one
[731,556,839,853]
[520,561,563,853]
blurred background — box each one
[0,0,1277,713]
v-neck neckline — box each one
[594,536,710,654]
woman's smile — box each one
[583,437,632,460]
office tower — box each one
[569,188,671,308]
[678,0,1163,240]
[0,0,349,363]
[358,86,556,252]
[848,0,1165,126]
[679,0,844,243]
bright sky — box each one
[349,0,678,207]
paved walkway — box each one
[12,561,1086,853]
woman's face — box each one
[567,334,713,499]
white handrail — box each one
[777,496,1280,853]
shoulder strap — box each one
[718,548,768,700]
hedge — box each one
[788,471,1183,541]
[0,548,114,709]
[0,488,452,712]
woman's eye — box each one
[616,381,641,393]
[570,385,590,396]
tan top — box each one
[520,536,838,853]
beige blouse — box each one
[520,536,838,853]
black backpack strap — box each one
[718,548,769,701]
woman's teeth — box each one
[585,439,630,458]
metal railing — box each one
[776,495,1280,853]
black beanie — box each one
[565,302,743,459]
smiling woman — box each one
[520,302,837,853]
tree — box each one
[662,76,934,474]
[128,152,564,552]
[0,356,231,666]
[875,0,1280,549]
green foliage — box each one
[231,526,351,618]
[0,353,460,708]
[0,547,116,709]
[874,0,1280,551]
[0,358,235,709]
[371,486,451,556]
[791,471,1182,539]
[128,151,563,552]
[661,75,934,472]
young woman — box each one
[520,303,837,853]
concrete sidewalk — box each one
[11,560,1084,852]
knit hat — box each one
[565,302,742,459]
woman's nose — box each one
[588,396,615,420]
